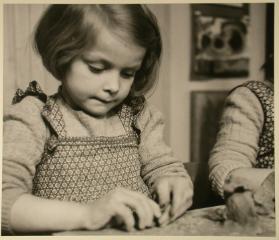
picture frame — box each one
[190,4,250,80]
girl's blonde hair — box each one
[34,4,162,97]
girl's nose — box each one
[103,71,120,94]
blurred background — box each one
[3,3,273,164]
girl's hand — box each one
[151,176,193,226]
[82,187,161,231]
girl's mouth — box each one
[91,97,114,104]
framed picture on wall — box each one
[190,91,228,163]
[190,4,250,80]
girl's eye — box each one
[121,70,136,79]
[88,65,105,74]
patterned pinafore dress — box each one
[242,81,274,168]
[13,81,150,203]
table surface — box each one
[54,205,275,236]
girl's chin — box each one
[82,107,114,118]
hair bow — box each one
[12,80,47,104]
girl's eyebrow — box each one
[81,56,112,67]
[81,55,142,70]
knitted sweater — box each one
[2,93,189,233]
[208,82,273,197]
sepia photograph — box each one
[1,1,275,238]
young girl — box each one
[208,54,274,198]
[2,4,193,234]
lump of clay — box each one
[253,171,275,217]
[226,190,258,226]
[221,171,275,234]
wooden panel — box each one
[14,5,31,89]
[3,5,16,107]
[3,4,59,108]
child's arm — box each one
[137,102,193,225]
[10,194,86,232]
[10,187,161,233]
[2,97,48,233]
[208,86,266,197]
[137,103,191,186]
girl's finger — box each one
[170,194,193,222]
[170,186,182,217]
[158,204,171,226]
[113,204,135,231]
[120,190,154,229]
[156,181,171,207]
[147,197,162,219]
[170,186,193,217]
[169,202,187,222]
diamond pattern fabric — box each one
[243,81,274,168]
[31,94,150,202]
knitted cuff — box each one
[145,162,192,190]
[209,163,248,198]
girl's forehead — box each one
[84,27,146,66]
[84,8,141,48]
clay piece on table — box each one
[227,172,274,233]
[206,171,275,235]
[225,190,262,234]
[253,171,275,217]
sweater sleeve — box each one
[2,96,47,233]
[137,101,191,189]
[208,86,264,197]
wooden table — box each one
[54,205,275,236]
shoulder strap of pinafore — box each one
[242,81,274,157]
[241,81,274,129]
[229,81,274,124]
[41,97,67,138]
[12,80,67,138]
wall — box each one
[168,4,266,162]
[3,4,57,108]
[3,4,266,162]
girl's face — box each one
[62,27,146,118]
